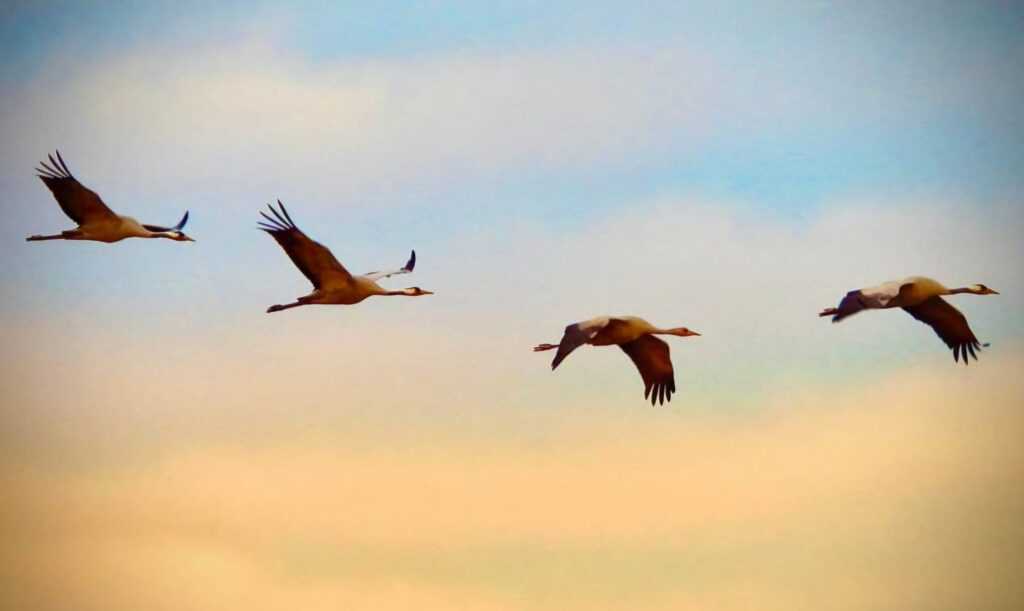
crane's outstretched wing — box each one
[822,290,868,322]
[363,250,416,281]
[35,151,117,225]
[619,335,676,406]
[258,201,354,290]
[822,280,907,322]
[143,210,190,233]
[550,318,610,370]
[902,296,984,365]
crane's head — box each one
[970,284,999,295]
[402,286,434,296]
[149,211,195,241]
[669,327,701,337]
[165,229,195,242]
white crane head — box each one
[401,286,434,296]
[166,230,195,242]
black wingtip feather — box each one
[404,250,416,271]
[259,210,286,230]
[268,202,291,228]
[277,200,297,227]
[174,210,189,230]
[55,150,71,175]
[40,159,61,177]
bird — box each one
[533,316,700,405]
[258,200,433,313]
[819,276,999,364]
[27,151,194,243]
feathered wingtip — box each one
[35,149,74,180]
[174,210,190,230]
[257,199,298,233]
[403,250,416,272]
[953,341,984,365]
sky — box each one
[1,2,1023,610]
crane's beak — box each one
[687,330,702,337]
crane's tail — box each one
[533,343,559,352]
[818,307,839,317]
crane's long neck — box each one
[652,326,700,338]
[653,326,685,335]
[123,218,167,239]
[948,286,981,295]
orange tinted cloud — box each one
[4,354,1023,610]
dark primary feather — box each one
[143,210,190,233]
[362,250,416,280]
[619,335,676,406]
[902,296,983,365]
[35,150,117,225]
[258,200,353,289]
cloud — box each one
[2,194,1021,464]
[6,18,1017,220]
[0,37,726,213]
[3,15,1024,610]
[3,354,1023,610]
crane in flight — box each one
[27,151,194,243]
[820,276,999,364]
[259,200,432,313]
[534,316,700,405]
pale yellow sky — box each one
[4,353,1023,610]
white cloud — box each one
[0,38,725,211]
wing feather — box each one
[550,319,609,370]
[35,151,117,225]
[619,335,676,405]
[902,296,983,365]
[259,201,354,290]
[143,210,189,233]
[363,250,416,281]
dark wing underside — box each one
[258,201,354,290]
[902,296,983,364]
[829,290,867,322]
[35,151,117,225]
[619,335,676,405]
[551,321,606,370]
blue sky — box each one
[3,1,1022,219]
[2,0,1021,381]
